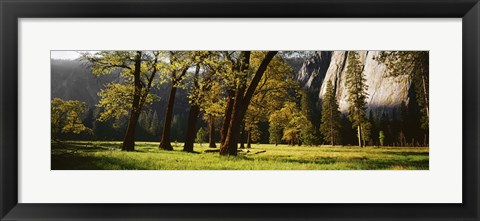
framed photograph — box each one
[1,0,478,220]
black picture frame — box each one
[1,0,479,220]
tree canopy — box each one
[51,98,92,140]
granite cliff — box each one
[296,51,412,117]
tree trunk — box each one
[357,125,363,147]
[422,75,429,118]
[361,124,366,147]
[219,52,250,156]
[246,128,252,149]
[241,52,278,116]
[122,51,142,151]
[330,106,334,146]
[122,110,140,151]
[423,133,427,147]
[220,86,246,156]
[183,104,200,152]
[159,85,177,150]
[220,92,234,145]
[239,121,246,149]
[208,114,216,148]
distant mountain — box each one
[294,51,332,88]
[51,59,114,105]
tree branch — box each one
[242,51,278,111]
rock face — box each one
[296,51,411,117]
[296,51,332,88]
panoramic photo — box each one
[51,50,429,170]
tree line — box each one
[51,51,429,155]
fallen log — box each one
[252,150,267,154]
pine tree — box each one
[345,51,369,147]
[320,81,341,146]
[300,89,320,145]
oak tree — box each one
[83,51,161,151]
[220,51,278,156]
[51,98,92,141]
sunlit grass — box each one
[51,141,429,170]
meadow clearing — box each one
[51,141,429,170]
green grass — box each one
[51,141,429,170]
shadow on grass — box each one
[252,155,428,170]
[383,151,429,157]
[51,142,429,170]
[52,153,150,170]
[52,142,121,151]
[344,157,429,170]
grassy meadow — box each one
[51,141,429,170]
